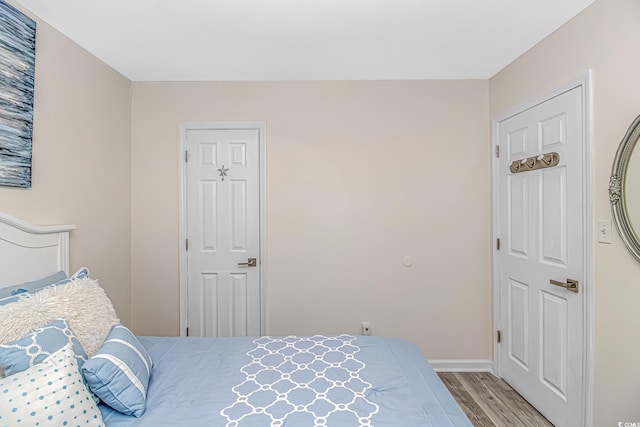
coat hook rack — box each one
[510,152,559,174]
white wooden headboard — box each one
[0,212,75,287]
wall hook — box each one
[510,152,559,174]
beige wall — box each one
[130,80,492,360]
[5,0,637,422]
[12,1,639,422]
[490,0,640,423]
[0,5,132,325]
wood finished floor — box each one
[437,372,554,427]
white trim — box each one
[491,71,593,427]
[429,359,494,373]
[178,121,268,337]
[259,123,269,336]
[491,112,502,380]
[0,213,75,282]
[582,71,595,427]
[0,212,75,235]
[178,126,188,337]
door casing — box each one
[178,121,268,337]
[491,72,593,427]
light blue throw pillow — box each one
[0,319,88,377]
[82,324,153,417]
[0,344,104,426]
[0,271,67,299]
[0,267,89,307]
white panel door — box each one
[186,128,261,337]
[497,87,584,426]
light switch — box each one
[598,220,612,244]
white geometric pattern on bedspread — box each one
[221,335,379,427]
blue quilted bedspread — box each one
[100,335,471,426]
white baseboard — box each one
[429,359,494,373]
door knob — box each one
[237,258,257,267]
[549,278,579,293]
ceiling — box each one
[13,0,596,81]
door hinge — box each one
[497,330,501,343]
[497,238,501,250]
[496,145,500,157]
[185,150,189,163]
[186,327,190,337]
[186,238,189,251]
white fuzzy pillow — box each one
[0,277,119,357]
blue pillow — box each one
[82,325,153,417]
[0,319,88,377]
[0,267,89,307]
[0,271,67,299]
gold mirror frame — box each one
[609,114,640,262]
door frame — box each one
[491,72,593,426]
[178,121,268,337]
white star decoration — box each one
[217,165,229,181]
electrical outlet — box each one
[598,220,612,244]
[361,322,371,335]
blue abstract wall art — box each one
[0,0,35,188]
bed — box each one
[0,212,472,427]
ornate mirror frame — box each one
[609,114,640,262]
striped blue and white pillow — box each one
[81,325,153,417]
